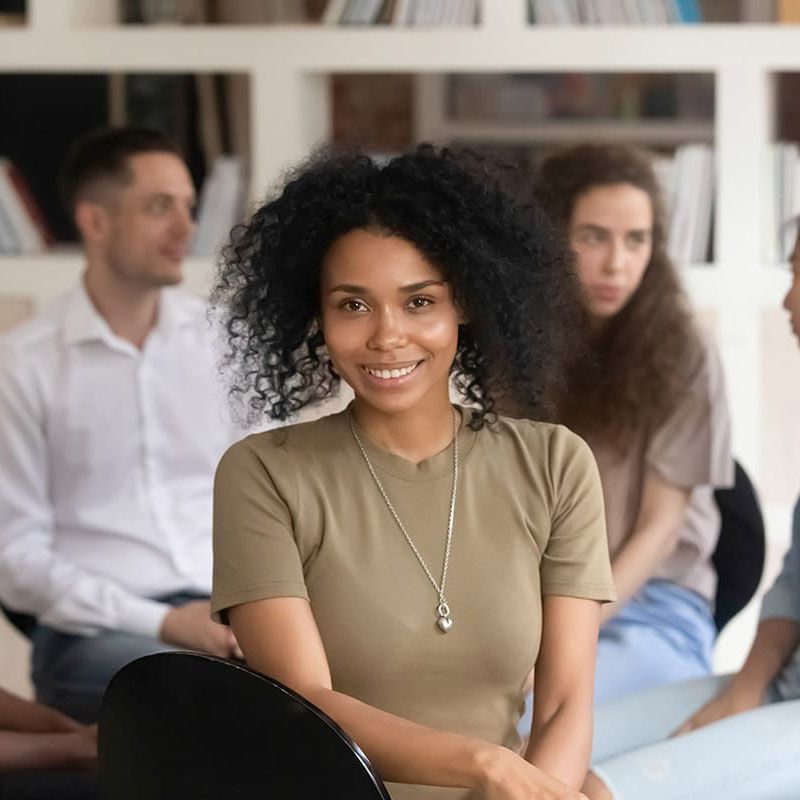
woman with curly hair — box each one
[210,144,616,800]
[534,143,733,704]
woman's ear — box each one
[314,312,325,342]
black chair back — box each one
[99,651,391,799]
[712,460,766,631]
[0,603,37,638]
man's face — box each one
[98,152,196,288]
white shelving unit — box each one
[1,1,799,674]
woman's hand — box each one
[671,682,762,736]
[477,745,588,800]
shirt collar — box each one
[62,281,118,347]
[63,281,196,349]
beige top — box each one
[584,329,733,604]
[212,407,615,800]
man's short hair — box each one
[60,126,183,215]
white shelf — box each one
[419,119,714,145]
[0,26,799,71]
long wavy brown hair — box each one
[535,143,700,451]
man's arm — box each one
[0,729,97,771]
[0,343,239,656]
[675,512,800,734]
[674,618,800,735]
[0,343,168,638]
[0,688,79,734]
[0,688,96,772]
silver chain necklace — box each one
[349,408,459,634]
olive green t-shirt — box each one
[212,407,614,800]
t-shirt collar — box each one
[342,402,479,482]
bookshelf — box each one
[1,1,800,674]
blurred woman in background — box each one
[535,143,733,704]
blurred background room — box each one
[1,0,800,706]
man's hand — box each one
[65,724,98,771]
[159,600,243,659]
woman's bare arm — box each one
[230,597,586,800]
[526,596,601,788]
[601,469,689,623]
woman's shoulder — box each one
[219,408,350,474]
[484,412,594,469]
[679,316,724,382]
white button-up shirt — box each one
[0,283,240,637]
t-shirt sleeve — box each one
[760,497,800,625]
[541,427,616,603]
[211,435,308,624]
[647,332,734,491]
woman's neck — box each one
[351,394,459,465]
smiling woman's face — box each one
[569,182,654,326]
[319,228,461,418]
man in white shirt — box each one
[0,127,241,723]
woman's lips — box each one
[592,285,623,303]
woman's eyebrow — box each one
[329,280,445,294]
[399,280,445,293]
[329,283,369,294]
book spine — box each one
[675,0,701,23]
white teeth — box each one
[364,364,417,379]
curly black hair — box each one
[213,143,579,430]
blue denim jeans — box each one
[30,592,205,723]
[594,580,716,704]
[518,580,716,738]
[592,674,800,799]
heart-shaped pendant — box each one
[437,616,453,633]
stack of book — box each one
[0,159,53,255]
[654,144,714,264]
[322,0,478,26]
[529,0,702,25]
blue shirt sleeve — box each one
[760,497,800,625]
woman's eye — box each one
[342,299,368,312]
[408,296,433,310]
[578,230,602,244]
[627,233,649,247]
